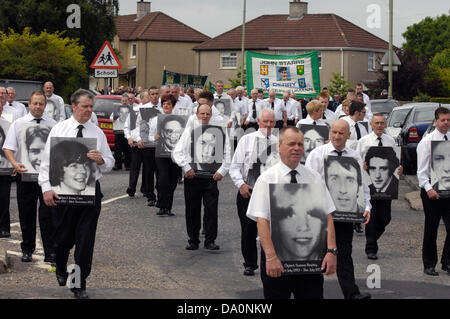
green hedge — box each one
[430,97,450,104]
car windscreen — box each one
[94,98,121,119]
[371,101,398,114]
[413,108,435,123]
[387,109,411,126]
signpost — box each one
[90,41,121,94]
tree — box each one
[0,0,119,69]
[0,28,88,100]
[228,68,246,88]
[327,72,351,99]
[428,48,450,96]
[402,13,450,62]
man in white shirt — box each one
[305,119,371,300]
[172,84,193,116]
[265,90,286,129]
[317,92,337,124]
[230,108,278,276]
[246,126,337,299]
[281,90,300,126]
[356,113,402,260]
[234,86,249,128]
[6,87,27,118]
[342,101,369,142]
[355,83,372,116]
[416,107,450,276]
[0,90,12,238]
[43,81,66,122]
[39,89,114,299]
[244,89,268,130]
[3,91,56,264]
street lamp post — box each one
[388,0,393,99]
[241,0,246,85]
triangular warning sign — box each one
[90,41,122,69]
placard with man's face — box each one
[156,114,187,158]
[139,107,160,147]
[113,105,131,132]
[0,119,13,175]
[324,156,365,223]
[269,183,328,274]
[298,124,329,163]
[20,123,53,182]
[213,99,232,117]
[247,138,280,187]
[363,146,400,199]
[189,125,225,178]
[431,141,450,197]
[43,99,61,122]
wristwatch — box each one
[327,248,338,256]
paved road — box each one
[1,170,449,299]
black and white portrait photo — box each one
[269,183,328,274]
[324,156,365,222]
[431,141,450,197]
[20,123,53,182]
[49,137,97,205]
[43,98,61,122]
[189,125,225,178]
[247,138,280,187]
[363,146,400,199]
[214,98,232,117]
[156,114,187,158]
[0,119,13,175]
[112,105,130,132]
[298,124,329,163]
[139,107,160,147]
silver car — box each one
[385,104,414,145]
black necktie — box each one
[76,125,84,138]
[445,135,448,141]
[290,170,297,184]
[334,150,343,157]
[271,102,274,109]
[34,118,41,124]
[355,123,361,140]
[239,97,242,101]
[218,95,222,99]
[9,103,12,106]
[313,121,317,125]
[252,101,257,120]
[377,137,383,146]
[322,113,326,119]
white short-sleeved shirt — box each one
[264,98,286,121]
[356,132,396,160]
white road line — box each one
[101,194,129,205]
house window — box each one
[368,52,376,71]
[130,42,137,59]
[317,51,322,69]
[277,51,297,56]
[221,52,237,68]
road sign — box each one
[90,41,122,69]
[94,69,118,78]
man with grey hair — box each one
[43,81,66,122]
[282,89,301,126]
[5,87,27,119]
[111,93,132,170]
[234,86,249,128]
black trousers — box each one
[0,175,11,233]
[184,178,219,246]
[420,188,450,269]
[287,119,296,127]
[275,120,284,129]
[155,157,180,210]
[16,176,54,256]
[260,250,324,299]
[52,181,103,290]
[142,147,158,201]
[365,199,392,255]
[114,132,131,168]
[236,192,258,269]
[244,122,259,131]
[334,221,360,299]
[128,147,146,195]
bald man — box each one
[42,82,66,122]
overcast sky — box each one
[117,0,449,47]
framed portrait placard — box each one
[269,183,328,274]
[324,155,365,223]
[247,137,280,187]
[431,141,450,198]
[298,124,329,164]
[112,105,131,132]
[49,137,97,205]
[20,123,54,182]
[189,124,225,179]
[139,107,160,148]
[155,114,187,158]
[213,99,232,117]
[0,119,13,175]
[363,146,401,200]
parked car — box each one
[385,104,414,145]
[398,103,448,174]
[370,99,399,117]
[93,95,122,149]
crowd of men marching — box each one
[0,80,449,299]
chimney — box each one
[288,0,308,20]
[136,1,151,20]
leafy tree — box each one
[402,13,450,62]
[0,0,119,69]
[228,68,247,88]
[0,28,88,101]
[428,48,450,96]
[327,72,351,99]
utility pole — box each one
[240,0,246,85]
[388,0,393,99]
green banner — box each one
[162,70,208,89]
[246,51,321,98]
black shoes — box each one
[442,265,450,275]
[367,253,378,260]
[44,253,56,263]
[204,242,220,250]
[0,230,11,238]
[424,268,439,276]
[56,271,68,287]
[21,252,32,262]
[147,200,156,207]
[157,208,174,216]
[71,288,89,299]
[185,243,199,250]
[354,223,363,233]
[126,188,135,197]
[243,267,255,276]
[350,293,371,299]
[112,166,122,171]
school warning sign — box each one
[246,51,321,98]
